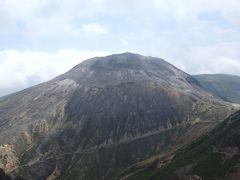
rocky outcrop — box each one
[0,144,18,173]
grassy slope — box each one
[193,74,240,104]
[127,111,240,180]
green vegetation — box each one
[127,111,240,180]
[194,74,240,104]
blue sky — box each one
[0,0,240,96]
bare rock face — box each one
[0,53,235,179]
[0,144,18,173]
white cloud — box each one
[1,0,239,36]
[81,23,109,35]
[185,42,240,75]
[0,49,110,97]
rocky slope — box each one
[0,53,235,180]
[194,74,240,104]
[126,110,240,180]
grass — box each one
[127,111,240,180]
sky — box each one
[0,0,240,97]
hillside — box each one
[194,74,240,104]
[0,53,233,180]
[126,110,240,180]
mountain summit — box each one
[0,53,234,179]
[59,52,201,88]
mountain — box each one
[126,110,240,180]
[194,74,240,104]
[0,53,234,180]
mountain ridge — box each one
[126,110,240,180]
[194,74,240,104]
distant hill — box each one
[126,110,240,180]
[194,74,240,104]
